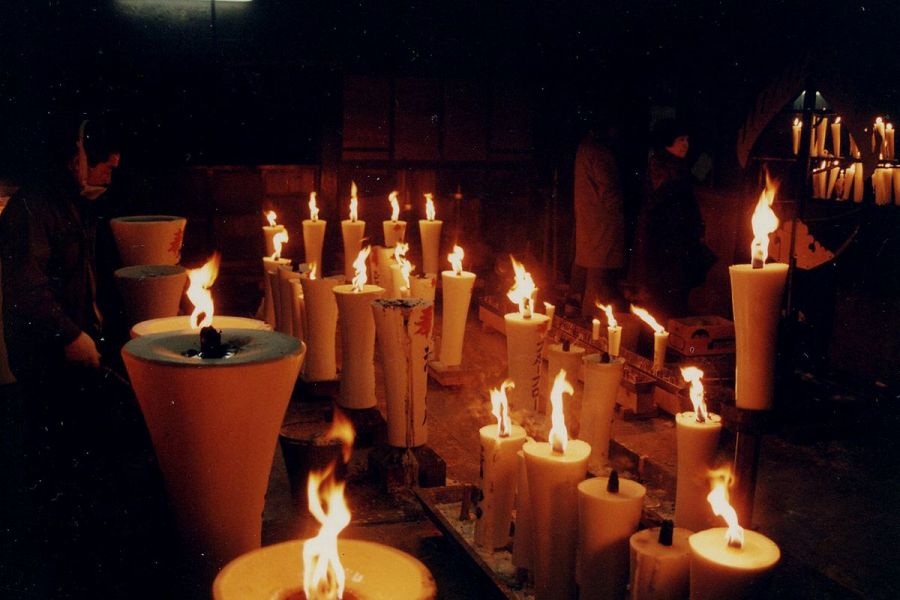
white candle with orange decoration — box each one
[475,381,527,550]
[689,469,780,600]
[830,116,841,157]
[299,265,340,382]
[579,351,625,471]
[302,192,326,273]
[629,520,692,600]
[791,117,802,156]
[729,173,788,410]
[372,297,433,449]
[213,416,437,600]
[504,256,551,411]
[383,191,407,248]
[341,182,366,282]
[597,301,622,357]
[631,305,668,373]
[576,470,646,600]
[262,210,286,258]
[263,230,292,328]
[675,366,722,532]
[333,246,385,409]
[418,193,443,276]
[523,370,591,600]
[439,244,476,367]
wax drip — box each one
[658,519,674,546]
[607,470,619,493]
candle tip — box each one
[658,520,674,546]
[562,339,571,352]
[607,470,619,493]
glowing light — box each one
[309,262,318,281]
[490,380,515,438]
[309,192,319,222]
[630,304,666,334]
[425,193,436,221]
[507,256,537,319]
[271,230,289,261]
[448,244,465,276]
[349,182,358,223]
[351,246,371,292]
[596,302,617,328]
[186,252,221,329]
[707,468,744,548]
[680,366,708,422]
[265,210,278,227]
[548,369,574,454]
[750,171,779,267]
[303,463,351,600]
[389,191,400,222]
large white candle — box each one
[371,245,396,291]
[629,522,691,600]
[302,191,326,272]
[419,193,443,275]
[826,162,841,199]
[440,245,475,367]
[675,367,722,532]
[372,299,433,448]
[341,220,366,282]
[544,342,584,416]
[262,257,291,328]
[276,267,301,336]
[579,354,625,470]
[299,273,340,381]
[333,283,384,409]
[383,190,407,248]
[475,381,527,550]
[524,370,591,600]
[511,449,534,572]
[576,472,646,600]
[506,256,549,411]
[830,117,841,157]
[689,529,780,600]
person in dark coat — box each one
[629,119,714,322]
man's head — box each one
[72,117,122,198]
[652,118,690,159]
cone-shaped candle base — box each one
[334,284,385,409]
[111,215,186,266]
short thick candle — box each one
[728,264,788,410]
[475,424,526,549]
[688,528,780,600]
[383,220,407,248]
[524,439,590,600]
[299,275,340,381]
[576,475,646,600]
[675,412,722,532]
[440,270,476,366]
[629,526,691,600]
[544,343,584,415]
[419,219,443,275]
[579,355,625,470]
[504,313,551,411]
[333,284,384,409]
[301,219,326,272]
[341,220,366,282]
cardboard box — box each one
[667,316,735,356]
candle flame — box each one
[596,301,617,328]
[351,246,371,292]
[425,193,436,221]
[507,256,537,319]
[490,380,515,438]
[303,463,351,600]
[548,369,574,454]
[707,468,744,549]
[271,230,289,261]
[325,408,356,464]
[835,116,841,125]
[265,210,278,227]
[750,170,779,266]
[349,181,358,222]
[630,304,666,334]
[448,244,465,276]
[680,366,708,422]
[389,191,400,222]
[186,252,221,329]
[394,242,414,290]
[792,117,801,128]
[309,192,319,222]
[888,123,894,133]
[309,262,318,280]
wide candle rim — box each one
[123,329,304,367]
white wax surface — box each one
[333,284,384,409]
[301,219,326,274]
[440,271,476,366]
[608,325,622,357]
[341,219,366,282]
[580,355,625,470]
[629,526,692,600]
[511,449,533,570]
[383,219,407,248]
[674,412,722,532]
[130,316,270,339]
[262,224,286,258]
[418,219,443,276]
[544,344,584,416]
[653,331,669,372]
[475,424,526,549]
[299,275,340,381]
[504,313,551,411]
[689,528,780,600]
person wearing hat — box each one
[629,118,715,321]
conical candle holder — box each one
[114,264,187,326]
[130,316,269,339]
[110,215,186,266]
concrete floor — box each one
[259,310,899,600]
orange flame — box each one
[425,193,436,221]
[186,252,221,329]
[349,181,358,222]
[389,191,400,222]
[351,246,371,292]
[630,304,666,334]
[309,191,319,222]
[548,369,574,454]
[792,117,801,129]
[835,116,842,125]
[309,262,318,281]
[680,366,708,422]
[394,242,414,290]
[303,463,351,600]
[448,244,464,276]
[750,171,779,266]
[271,230,289,261]
[490,380,514,438]
[707,468,744,548]
[507,256,537,319]
[596,301,617,328]
[325,408,355,464]
[265,210,278,227]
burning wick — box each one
[309,191,319,222]
[389,191,400,223]
[448,244,465,276]
[309,262,318,280]
[349,181,359,223]
[199,326,229,359]
[707,469,744,549]
[265,210,278,227]
[596,301,618,328]
[490,380,515,438]
[750,170,779,269]
[607,469,619,493]
[186,252,221,330]
[425,192,436,221]
[395,242,414,293]
[271,230,289,261]
[351,245,371,293]
[548,369,574,454]
[681,366,708,423]
[630,304,666,335]
[507,256,537,319]
[658,519,674,547]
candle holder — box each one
[114,264,187,326]
[122,329,305,566]
[110,215,186,266]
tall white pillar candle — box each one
[475,423,527,549]
[301,219,326,273]
[299,274,340,381]
[653,331,669,373]
[579,355,625,470]
[341,220,366,282]
[419,219,443,276]
[383,220,407,248]
[504,313,551,411]
[675,412,722,532]
[689,529,780,600]
[333,284,384,409]
[629,524,692,600]
[576,474,646,600]
[729,263,788,410]
[262,224,286,258]
[524,439,591,600]
[440,270,476,366]
[372,299,433,448]
[543,343,585,415]
[289,279,305,341]
[277,267,301,336]
[815,116,828,157]
[830,118,841,157]
[608,325,622,357]
[511,449,534,572]
[262,257,291,328]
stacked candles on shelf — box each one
[631,305,669,373]
[383,191,407,248]
[439,245,476,367]
[504,257,550,411]
[302,192,326,273]
[341,182,366,282]
[597,301,622,357]
[675,366,722,532]
[419,193,443,276]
